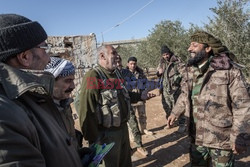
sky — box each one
[1,0,218,43]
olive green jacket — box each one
[78,65,141,143]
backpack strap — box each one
[93,66,108,87]
[114,69,129,93]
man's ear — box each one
[99,52,106,60]
[205,46,212,53]
[16,50,33,68]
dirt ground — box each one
[75,88,250,167]
[130,89,250,167]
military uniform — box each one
[119,68,144,148]
[79,65,141,167]
[127,107,144,147]
[128,67,149,132]
[172,53,250,166]
[190,143,234,166]
[158,55,185,125]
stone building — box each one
[47,33,97,98]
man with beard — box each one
[45,56,82,149]
[157,45,185,132]
[167,31,250,166]
[78,45,154,167]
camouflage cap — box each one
[191,31,227,55]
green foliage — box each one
[117,0,249,79]
[118,20,191,68]
[143,20,189,65]
[116,45,138,67]
[204,0,250,77]
[117,21,205,68]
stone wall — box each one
[47,34,97,98]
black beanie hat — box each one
[0,14,47,62]
[161,45,172,55]
[127,56,137,62]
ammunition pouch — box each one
[96,89,121,128]
[94,66,130,128]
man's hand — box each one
[167,114,177,128]
[141,91,156,100]
[158,68,163,75]
[232,143,247,154]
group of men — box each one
[0,13,249,167]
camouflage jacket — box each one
[172,54,250,150]
[162,55,184,96]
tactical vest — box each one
[94,66,131,128]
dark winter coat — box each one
[0,63,82,167]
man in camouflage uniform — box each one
[127,56,153,136]
[167,31,250,166]
[157,45,185,132]
[116,55,149,157]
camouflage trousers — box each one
[132,103,147,132]
[162,90,174,118]
[190,144,235,167]
[128,103,148,148]
[162,90,185,125]
[127,107,143,148]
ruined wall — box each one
[47,34,97,98]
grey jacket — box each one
[0,63,82,167]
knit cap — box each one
[161,45,172,55]
[0,14,47,62]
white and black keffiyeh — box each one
[45,57,75,78]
